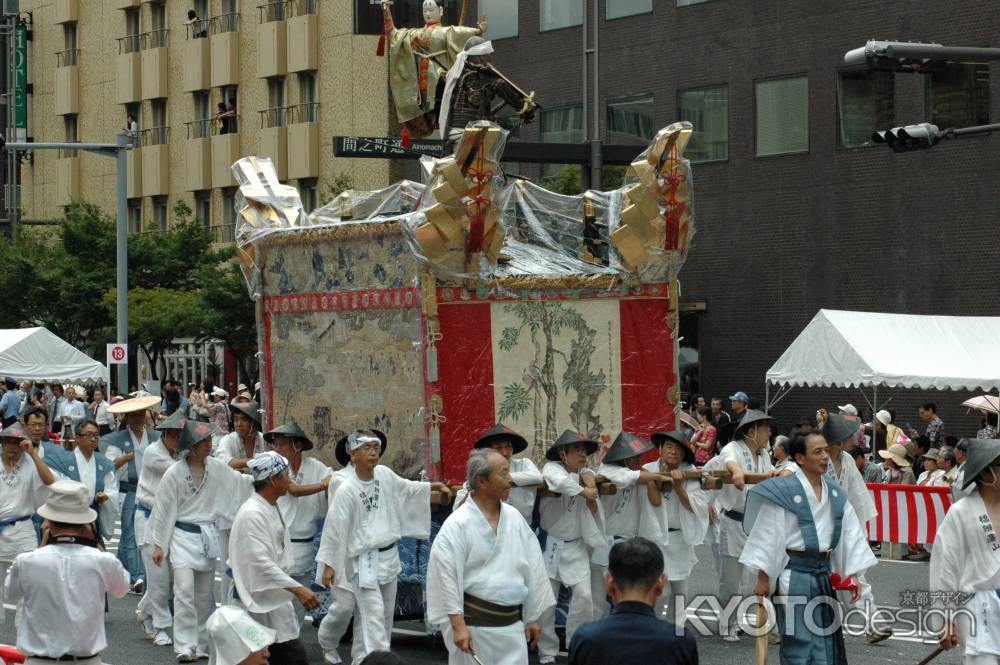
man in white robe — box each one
[315,431,381,665]
[134,411,184,646]
[265,421,332,626]
[595,431,667,618]
[0,423,55,624]
[316,429,450,665]
[428,449,555,665]
[537,430,606,665]
[230,451,320,665]
[454,424,542,523]
[213,400,266,602]
[715,409,775,641]
[741,429,877,665]
[646,430,709,626]
[822,414,894,643]
[150,420,254,662]
[932,438,1000,664]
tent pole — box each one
[765,384,770,415]
[873,385,879,454]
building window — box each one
[755,75,809,157]
[191,91,211,138]
[540,0,583,31]
[128,201,142,233]
[837,70,894,149]
[219,86,238,133]
[63,116,78,157]
[607,0,652,19]
[217,189,236,242]
[300,179,317,212]
[355,1,459,35]
[540,105,583,145]
[926,62,990,130]
[152,197,168,232]
[215,0,240,33]
[266,77,286,127]
[144,99,168,145]
[479,0,517,39]
[124,8,140,52]
[194,192,210,229]
[678,85,728,162]
[59,23,78,66]
[607,94,654,145]
[150,2,167,47]
[297,72,317,122]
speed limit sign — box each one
[107,343,128,364]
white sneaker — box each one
[176,653,198,663]
[323,651,342,665]
[722,633,740,643]
[154,630,173,646]
[195,650,209,660]
[135,610,155,640]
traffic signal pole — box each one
[4,135,131,394]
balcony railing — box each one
[210,222,236,243]
[295,0,318,15]
[116,34,141,54]
[287,101,319,124]
[185,20,210,39]
[139,29,169,50]
[55,48,79,67]
[186,119,212,140]
[258,106,290,129]
[257,1,292,23]
[139,126,169,146]
[210,12,240,33]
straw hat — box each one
[107,394,161,415]
[263,421,314,451]
[474,423,528,455]
[37,480,97,525]
[878,443,911,467]
[155,411,187,432]
[962,438,1000,489]
[545,430,599,461]
[603,431,654,463]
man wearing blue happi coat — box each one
[740,428,877,664]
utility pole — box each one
[3,135,132,393]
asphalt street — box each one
[0,540,961,665]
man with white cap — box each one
[317,429,450,664]
[151,420,254,662]
[206,605,276,665]
[265,421,332,626]
[229,450,320,665]
[135,410,185,646]
[427,449,554,665]
[932,438,1000,663]
[0,422,56,623]
[716,409,776,641]
[214,401,266,604]
[316,429,386,665]
[6,479,130,664]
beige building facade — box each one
[20,0,397,237]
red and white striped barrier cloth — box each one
[865,483,953,545]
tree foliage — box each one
[0,201,257,383]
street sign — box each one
[333,136,641,165]
[107,343,128,364]
[334,136,445,159]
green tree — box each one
[102,287,204,380]
[195,261,259,386]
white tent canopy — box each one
[766,310,1000,392]
[0,328,109,383]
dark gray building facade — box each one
[404,0,1000,437]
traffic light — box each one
[871,123,942,152]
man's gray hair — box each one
[467,448,500,491]
[939,446,957,465]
